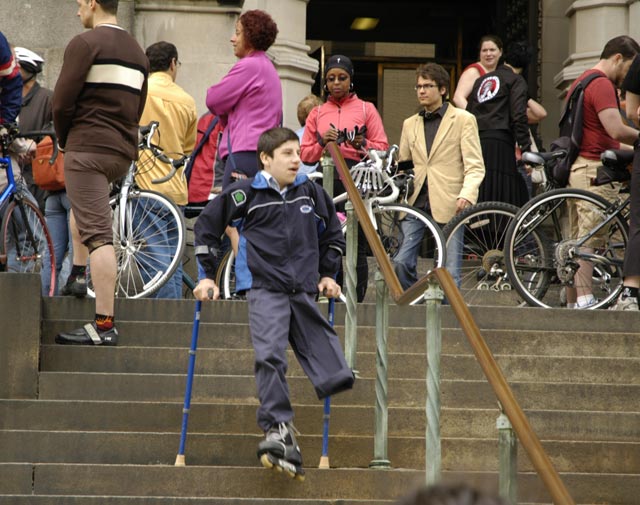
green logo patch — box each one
[231,190,247,206]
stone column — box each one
[554,0,633,93]
[539,0,572,143]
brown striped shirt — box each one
[53,24,149,160]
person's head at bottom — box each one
[395,483,511,505]
[257,127,301,188]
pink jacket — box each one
[206,51,282,159]
[300,93,388,164]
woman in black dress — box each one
[466,42,532,207]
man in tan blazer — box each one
[395,62,485,288]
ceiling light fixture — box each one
[351,17,379,31]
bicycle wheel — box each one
[215,249,239,300]
[372,203,446,303]
[442,201,522,306]
[505,188,628,309]
[88,190,186,298]
[1,197,56,296]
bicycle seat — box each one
[600,149,633,169]
[521,150,566,166]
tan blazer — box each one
[399,104,485,224]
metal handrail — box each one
[427,268,575,505]
[325,141,575,505]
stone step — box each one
[2,400,638,442]
[3,463,639,504]
[38,373,640,411]
[39,346,640,384]
[41,296,640,333]
[41,320,640,358]
[3,429,639,473]
[0,498,394,505]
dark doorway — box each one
[305,0,540,105]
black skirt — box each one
[478,130,529,207]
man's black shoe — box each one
[55,322,118,346]
[60,276,88,298]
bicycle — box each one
[503,148,632,309]
[86,121,188,298]
[0,124,56,295]
[215,145,447,303]
[440,149,569,307]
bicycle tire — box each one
[504,188,628,309]
[88,190,186,298]
[1,198,56,296]
[216,249,238,300]
[442,201,522,306]
[373,203,446,304]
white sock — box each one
[566,302,577,309]
[576,294,595,307]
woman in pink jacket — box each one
[301,54,388,301]
[206,10,282,188]
[301,54,388,168]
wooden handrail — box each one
[326,142,404,301]
[432,267,575,505]
[326,143,575,504]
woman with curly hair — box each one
[206,10,282,188]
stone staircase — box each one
[1,274,639,504]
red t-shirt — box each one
[566,69,620,160]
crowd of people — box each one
[3,0,640,490]
[2,13,640,309]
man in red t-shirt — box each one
[565,35,640,308]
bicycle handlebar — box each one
[0,123,60,164]
[138,121,189,184]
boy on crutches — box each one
[193,127,355,480]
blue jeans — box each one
[393,213,462,290]
[41,192,73,295]
[133,199,183,299]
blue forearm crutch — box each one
[319,296,335,469]
[175,291,210,466]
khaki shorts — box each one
[64,151,130,251]
[568,156,621,248]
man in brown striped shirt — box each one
[53,0,149,346]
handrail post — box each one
[370,270,391,468]
[425,279,444,485]
[498,410,518,504]
[344,200,358,370]
[321,152,334,198]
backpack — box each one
[185,113,222,204]
[548,73,605,187]
[33,136,65,191]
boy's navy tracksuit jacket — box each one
[194,171,345,293]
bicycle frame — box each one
[0,155,17,207]
[519,193,629,274]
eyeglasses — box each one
[415,84,439,91]
[175,59,182,67]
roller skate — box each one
[257,422,305,481]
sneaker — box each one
[576,297,598,309]
[610,296,639,311]
[59,276,87,298]
[257,422,303,466]
[55,321,118,346]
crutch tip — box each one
[174,454,186,466]
[318,456,330,469]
